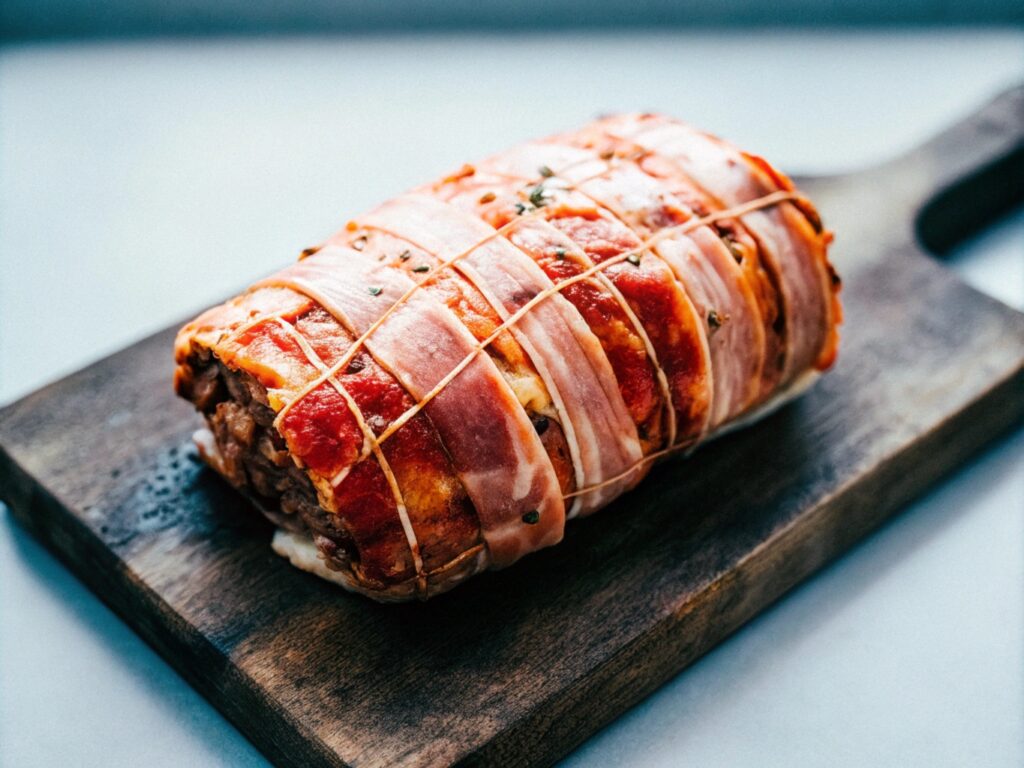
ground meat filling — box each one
[182,352,358,572]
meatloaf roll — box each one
[174,114,841,601]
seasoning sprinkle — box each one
[554,247,567,260]
[399,249,411,261]
[521,510,541,525]
[368,286,383,296]
[626,253,641,266]
[529,185,548,208]
[514,202,528,216]
[538,165,554,178]
[479,191,496,204]
[412,264,430,273]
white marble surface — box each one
[1,30,1022,767]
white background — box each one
[1,30,1022,767]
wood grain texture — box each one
[2,84,1022,768]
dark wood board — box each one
[2,85,1023,768]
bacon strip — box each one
[359,194,645,516]
[256,246,565,565]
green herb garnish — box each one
[626,253,641,266]
[554,247,567,260]
[529,185,548,208]
[412,264,430,273]
[368,286,383,296]
[521,510,541,525]
[399,249,411,261]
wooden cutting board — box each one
[2,85,1022,768]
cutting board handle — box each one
[886,82,1024,254]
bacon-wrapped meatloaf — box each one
[175,114,842,601]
